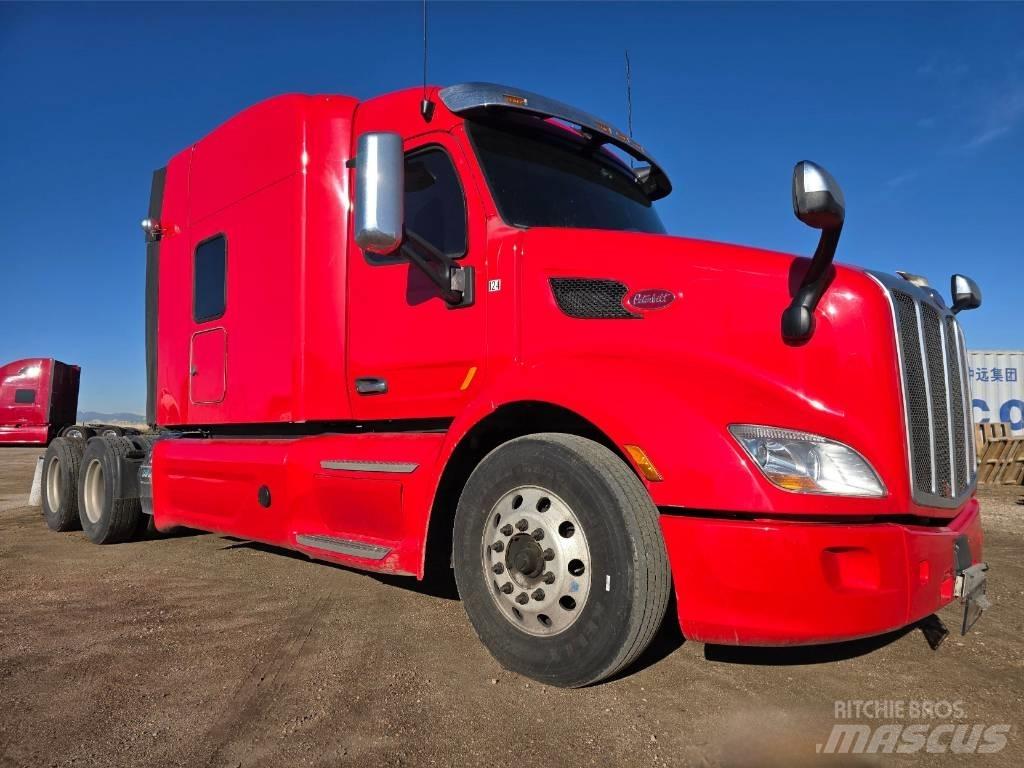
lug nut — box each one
[531,589,545,601]
[491,540,504,552]
[492,563,505,574]
[500,524,513,536]
[542,548,555,561]
[542,571,555,584]
[515,519,529,532]
[531,528,544,541]
[515,592,529,605]
[500,582,514,594]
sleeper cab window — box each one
[193,234,227,323]
[14,389,36,404]
[405,148,467,258]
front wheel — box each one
[453,434,670,687]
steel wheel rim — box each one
[481,485,591,637]
[83,459,105,524]
[45,456,62,511]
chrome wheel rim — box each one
[45,456,62,511]
[83,459,105,524]
[481,485,591,636]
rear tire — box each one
[62,425,94,440]
[453,433,670,687]
[98,425,125,438]
[41,437,85,531]
[78,436,142,544]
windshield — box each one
[465,117,666,234]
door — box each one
[347,133,486,421]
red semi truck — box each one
[0,358,141,445]
[39,83,989,686]
[0,358,80,445]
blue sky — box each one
[1,1,1021,413]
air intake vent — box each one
[549,278,639,320]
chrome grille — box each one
[920,302,951,494]
[883,280,975,506]
[944,317,969,493]
[892,291,932,491]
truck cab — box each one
[41,82,988,687]
[0,358,79,445]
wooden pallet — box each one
[975,423,1015,468]
[977,437,1024,485]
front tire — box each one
[41,437,85,531]
[78,436,142,544]
[453,434,670,687]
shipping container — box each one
[968,350,1024,435]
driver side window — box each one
[404,148,467,259]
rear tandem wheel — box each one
[78,435,143,544]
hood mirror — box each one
[951,274,982,314]
[782,161,846,342]
[792,161,845,230]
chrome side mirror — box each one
[782,161,846,342]
[792,160,845,230]
[354,132,404,254]
[951,274,982,314]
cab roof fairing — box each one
[438,82,673,201]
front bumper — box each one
[660,498,983,645]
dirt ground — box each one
[0,447,1021,768]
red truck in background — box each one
[0,358,142,445]
[0,358,80,445]
[38,82,989,687]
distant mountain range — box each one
[78,410,145,423]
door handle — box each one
[190,366,198,377]
[355,377,388,395]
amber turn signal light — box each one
[624,445,663,482]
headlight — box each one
[728,425,885,497]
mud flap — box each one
[955,563,990,634]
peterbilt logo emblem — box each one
[625,289,676,311]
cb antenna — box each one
[625,49,633,139]
[420,0,435,121]
[625,49,633,167]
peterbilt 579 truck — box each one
[39,82,988,687]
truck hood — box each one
[510,226,924,516]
